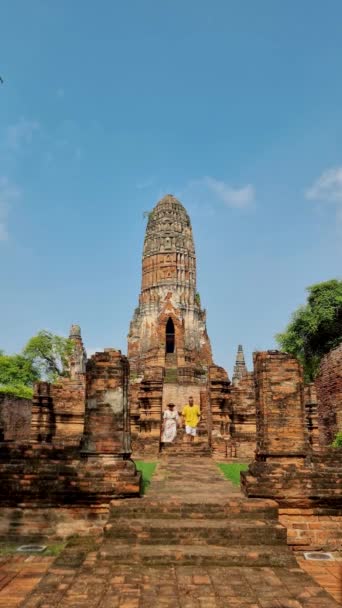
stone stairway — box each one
[160,421,211,457]
[160,430,211,457]
[21,457,341,607]
[101,457,296,567]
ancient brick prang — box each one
[68,323,87,378]
[232,344,248,386]
[128,195,213,373]
[315,342,342,446]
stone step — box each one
[109,498,279,520]
[104,517,287,545]
[160,441,211,456]
[99,542,296,567]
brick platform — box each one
[7,457,338,607]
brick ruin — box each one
[0,336,141,540]
[241,351,342,551]
[0,193,340,551]
[0,393,31,441]
[316,342,342,446]
[127,194,257,457]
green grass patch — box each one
[134,460,157,494]
[217,462,249,486]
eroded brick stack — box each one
[31,376,86,446]
[0,394,31,441]
[242,350,342,551]
[130,366,164,456]
[230,372,256,459]
[0,349,141,540]
[209,365,232,457]
[315,342,342,446]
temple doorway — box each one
[165,317,175,354]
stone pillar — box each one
[254,351,309,460]
[82,349,131,456]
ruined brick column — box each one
[241,351,310,498]
[253,351,309,460]
[80,349,141,496]
[241,351,342,552]
[30,382,55,443]
[82,349,131,457]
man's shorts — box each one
[185,425,197,436]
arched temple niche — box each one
[165,317,175,354]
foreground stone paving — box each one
[2,458,340,607]
[0,555,54,608]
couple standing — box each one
[161,396,201,444]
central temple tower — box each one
[128,194,213,373]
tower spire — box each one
[232,344,247,385]
[68,324,87,378]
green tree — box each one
[0,352,40,398]
[0,352,39,386]
[276,279,342,381]
[23,330,74,381]
[332,432,342,448]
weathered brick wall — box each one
[162,383,202,412]
[315,342,342,446]
[230,372,256,460]
[130,366,164,456]
[0,349,141,540]
[210,365,232,457]
[0,394,31,441]
[253,351,308,457]
[242,351,342,551]
[82,349,131,456]
[304,383,320,450]
[30,376,86,446]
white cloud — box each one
[306,167,342,203]
[306,167,342,229]
[204,177,255,208]
[6,118,40,150]
[180,176,255,212]
[0,176,20,241]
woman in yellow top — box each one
[181,396,201,443]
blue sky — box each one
[1,1,341,375]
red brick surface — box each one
[315,343,342,446]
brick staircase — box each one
[164,367,178,383]
[100,458,296,568]
[160,429,211,457]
